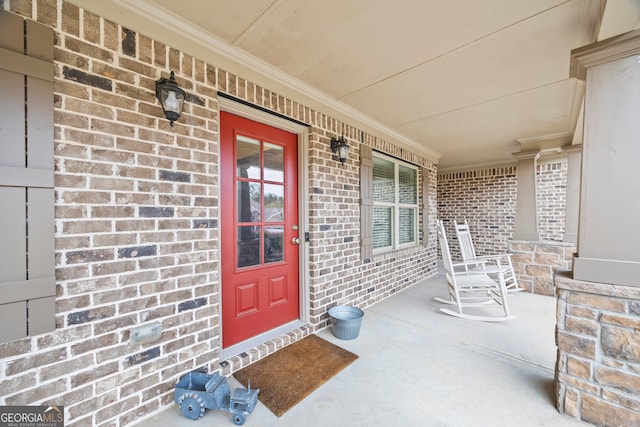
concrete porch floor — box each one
[135,270,589,427]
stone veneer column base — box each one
[509,240,575,295]
[555,270,640,426]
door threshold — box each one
[221,320,306,361]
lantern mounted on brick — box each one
[155,71,186,127]
[330,135,349,164]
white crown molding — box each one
[67,0,441,162]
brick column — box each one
[512,151,539,241]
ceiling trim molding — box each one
[580,0,607,46]
[512,150,540,161]
[563,0,604,144]
[567,80,585,142]
[437,159,517,175]
[217,91,309,129]
[516,132,572,152]
[537,151,567,165]
[562,143,583,153]
[571,28,640,80]
[67,0,441,162]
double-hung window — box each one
[372,152,418,252]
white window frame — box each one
[372,152,419,253]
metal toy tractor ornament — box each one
[174,371,259,425]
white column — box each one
[512,151,539,241]
[571,31,640,286]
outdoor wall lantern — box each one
[331,135,349,164]
[155,71,185,127]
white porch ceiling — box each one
[70,0,640,170]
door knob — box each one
[292,237,300,245]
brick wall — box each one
[306,131,437,326]
[537,160,568,241]
[437,161,568,259]
[437,166,517,259]
[438,163,573,296]
[0,2,437,426]
[555,271,640,426]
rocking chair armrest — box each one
[451,268,508,280]
[452,264,509,275]
[474,265,510,275]
[451,259,486,268]
[475,254,511,261]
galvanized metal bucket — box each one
[328,306,364,340]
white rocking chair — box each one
[454,219,522,293]
[435,220,515,321]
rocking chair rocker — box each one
[454,220,522,293]
[435,220,515,321]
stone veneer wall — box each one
[509,241,575,295]
[0,2,438,426]
[555,271,640,426]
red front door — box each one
[220,112,300,348]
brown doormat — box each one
[233,334,358,417]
